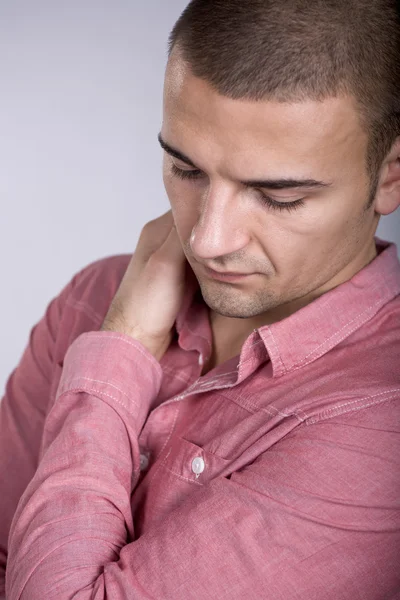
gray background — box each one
[1,0,399,396]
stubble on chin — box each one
[197,277,283,320]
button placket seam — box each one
[140,447,172,491]
[153,401,182,462]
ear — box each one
[374,136,400,216]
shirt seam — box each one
[225,388,399,426]
[65,298,104,325]
[264,327,287,375]
[290,298,386,371]
[304,390,399,425]
[56,385,140,414]
[164,466,204,486]
[58,377,144,410]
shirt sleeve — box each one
[5,332,400,600]
[0,271,79,599]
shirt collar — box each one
[175,269,213,361]
[259,238,400,377]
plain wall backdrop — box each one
[1,0,400,395]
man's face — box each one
[160,53,379,322]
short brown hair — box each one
[168,0,400,206]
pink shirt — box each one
[1,238,400,599]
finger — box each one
[155,225,186,265]
[135,211,174,261]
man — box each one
[2,0,400,598]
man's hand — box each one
[100,210,189,362]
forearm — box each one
[6,331,162,600]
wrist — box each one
[100,322,170,362]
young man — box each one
[2,0,400,598]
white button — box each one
[139,453,149,471]
[198,354,204,366]
[191,456,205,478]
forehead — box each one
[163,55,367,177]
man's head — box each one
[160,0,400,324]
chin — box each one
[199,281,281,319]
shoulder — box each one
[53,253,132,363]
[70,253,132,313]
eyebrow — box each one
[157,133,332,191]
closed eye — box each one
[170,164,305,212]
[257,192,305,212]
[171,164,202,181]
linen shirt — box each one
[1,237,400,599]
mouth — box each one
[203,265,254,282]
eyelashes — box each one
[170,164,305,213]
[258,194,305,213]
[171,164,202,181]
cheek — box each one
[163,167,190,205]
[255,200,356,274]
[162,169,181,214]
[271,206,369,288]
[162,163,174,197]
[276,196,356,243]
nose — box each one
[190,185,250,261]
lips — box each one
[204,266,250,276]
[210,269,248,276]
[202,265,253,282]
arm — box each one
[6,332,400,600]
[0,254,122,598]
[0,273,78,599]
